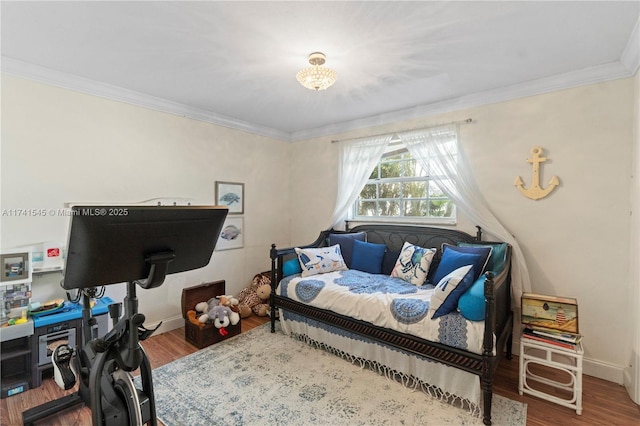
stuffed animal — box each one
[237,272,271,318]
[207,305,240,336]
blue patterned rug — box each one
[142,323,526,426]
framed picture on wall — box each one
[1,252,30,284]
[216,217,244,251]
[215,181,244,214]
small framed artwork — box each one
[216,217,244,251]
[215,181,244,214]
[1,252,31,284]
[521,292,579,334]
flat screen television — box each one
[62,206,228,290]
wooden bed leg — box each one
[482,374,492,426]
[506,332,514,360]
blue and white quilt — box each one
[278,269,486,355]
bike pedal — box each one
[52,344,77,390]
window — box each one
[352,144,455,223]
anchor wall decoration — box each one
[514,146,560,200]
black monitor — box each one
[62,206,228,290]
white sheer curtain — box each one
[402,124,531,305]
[329,134,393,228]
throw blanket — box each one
[278,269,486,354]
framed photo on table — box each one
[215,181,244,214]
[216,217,244,251]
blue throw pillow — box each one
[431,265,475,319]
[282,258,302,277]
[351,239,386,274]
[328,232,367,268]
[431,249,483,285]
[458,275,486,321]
[438,244,491,282]
[458,242,508,273]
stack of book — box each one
[522,325,582,350]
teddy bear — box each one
[236,272,271,318]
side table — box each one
[519,332,583,415]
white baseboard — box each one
[513,336,624,384]
[146,315,184,336]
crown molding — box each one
[290,61,634,142]
[621,17,640,75]
[0,57,290,142]
[2,56,634,144]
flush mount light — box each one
[296,52,337,91]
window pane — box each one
[379,182,400,197]
[380,161,402,179]
[359,183,377,199]
[357,201,378,216]
[402,181,427,198]
[429,200,454,217]
[369,166,379,180]
[429,181,445,197]
[404,200,427,216]
[379,200,400,216]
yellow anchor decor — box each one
[514,146,560,200]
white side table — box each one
[519,333,583,415]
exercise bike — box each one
[22,205,228,425]
[24,255,172,426]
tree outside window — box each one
[353,147,455,222]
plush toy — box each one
[237,272,271,318]
[207,305,240,336]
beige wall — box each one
[289,78,635,382]
[1,73,636,384]
[626,70,640,402]
[1,75,290,326]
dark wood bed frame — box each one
[269,224,513,425]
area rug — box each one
[141,324,526,426]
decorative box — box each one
[181,280,241,349]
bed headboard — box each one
[347,224,481,276]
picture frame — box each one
[1,252,31,284]
[521,292,579,334]
[216,217,244,251]
[215,181,244,214]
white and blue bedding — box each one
[277,269,486,355]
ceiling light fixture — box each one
[296,52,337,91]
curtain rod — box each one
[331,118,473,143]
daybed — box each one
[269,224,513,426]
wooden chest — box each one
[180,280,241,349]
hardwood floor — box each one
[2,315,638,425]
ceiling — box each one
[1,1,639,142]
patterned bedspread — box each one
[277,269,486,354]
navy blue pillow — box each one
[431,249,483,285]
[351,239,386,274]
[328,232,366,268]
[441,244,492,281]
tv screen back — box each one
[62,206,228,290]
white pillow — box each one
[390,241,436,286]
[430,264,475,319]
[295,244,348,277]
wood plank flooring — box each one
[2,316,638,425]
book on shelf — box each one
[526,325,582,344]
[522,328,577,350]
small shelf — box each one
[32,266,63,275]
[518,331,583,415]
